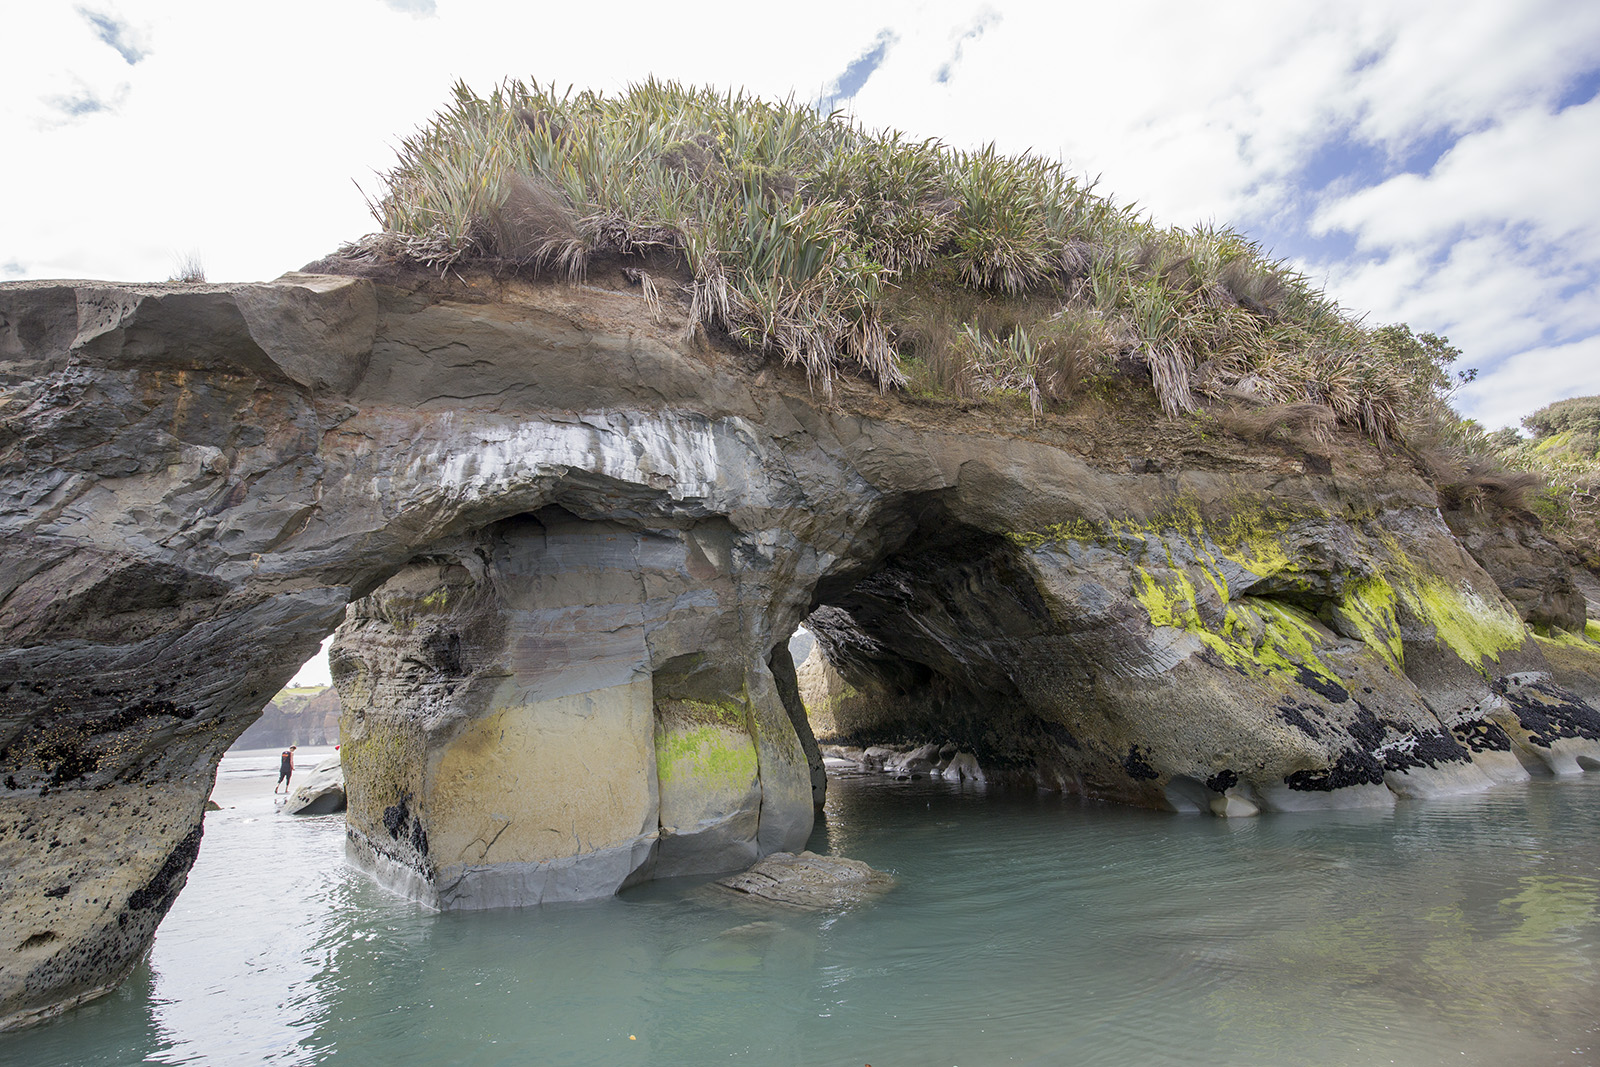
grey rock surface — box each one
[282,755,346,815]
[711,850,893,910]
[2,267,1598,1030]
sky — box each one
[5,0,1598,437]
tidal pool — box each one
[7,751,1599,1066]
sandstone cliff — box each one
[230,685,340,749]
[2,266,1597,1031]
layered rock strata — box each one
[2,268,1598,1029]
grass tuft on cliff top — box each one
[361,78,1461,437]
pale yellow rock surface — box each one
[429,677,658,870]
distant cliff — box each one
[231,686,340,750]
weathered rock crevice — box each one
[3,270,1599,1030]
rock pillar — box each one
[333,509,815,909]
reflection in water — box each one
[3,758,1597,1066]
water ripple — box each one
[4,768,1598,1066]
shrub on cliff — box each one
[363,79,1460,437]
[1488,396,1600,560]
[1523,396,1600,443]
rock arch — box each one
[3,271,1598,1029]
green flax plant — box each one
[955,324,1045,420]
[367,78,1451,436]
[942,145,1058,293]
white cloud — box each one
[1313,98,1600,251]
[1339,0,1600,148]
[1304,89,1600,425]
[1456,337,1600,430]
[379,0,436,16]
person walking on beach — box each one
[275,746,297,794]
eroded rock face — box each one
[3,268,1599,1028]
[802,497,1600,811]
[331,509,813,906]
[1443,503,1586,632]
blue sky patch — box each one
[1556,66,1600,111]
[1297,123,1462,196]
[77,7,147,65]
[1390,125,1463,176]
[820,30,897,111]
[936,9,1000,85]
[1265,225,1360,269]
[1299,130,1388,193]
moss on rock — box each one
[1331,576,1404,672]
[655,724,760,789]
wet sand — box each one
[210,745,339,809]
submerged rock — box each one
[712,851,894,910]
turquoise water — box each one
[7,755,1600,1066]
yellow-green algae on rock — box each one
[1531,625,1600,651]
[1330,576,1404,673]
[1375,530,1526,672]
[1036,500,1532,680]
[1015,499,1301,573]
[651,693,768,876]
[1048,500,1356,687]
[655,704,759,790]
[1132,565,1344,687]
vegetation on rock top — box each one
[1489,396,1600,563]
[355,80,1596,573]
[359,79,1468,439]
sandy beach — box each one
[210,745,340,809]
